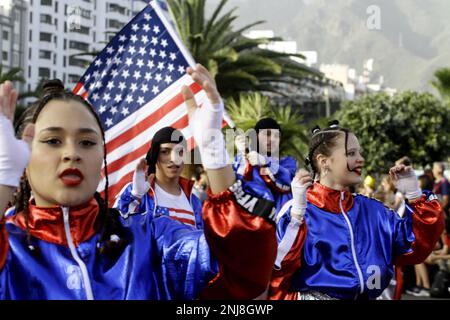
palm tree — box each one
[226,92,308,163]
[431,67,450,103]
[166,0,321,99]
[0,65,24,84]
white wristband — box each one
[0,115,30,187]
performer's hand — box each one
[291,169,313,221]
[0,81,34,188]
[182,64,228,170]
[235,134,247,154]
[247,151,267,167]
[131,158,150,199]
[186,64,221,105]
[389,164,422,201]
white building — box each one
[320,60,397,100]
[23,0,135,93]
[0,0,28,92]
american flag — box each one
[73,1,233,203]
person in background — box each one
[192,168,208,204]
[233,118,297,213]
[270,121,444,300]
[0,64,278,300]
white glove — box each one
[235,134,247,154]
[131,167,150,199]
[247,151,268,167]
[395,169,422,200]
[188,98,229,170]
[290,170,312,221]
[0,115,31,187]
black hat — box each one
[145,127,185,175]
[254,117,281,134]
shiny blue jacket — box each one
[233,154,297,213]
[0,180,278,300]
[114,177,203,229]
[270,183,444,300]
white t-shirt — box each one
[154,183,196,227]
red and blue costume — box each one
[0,179,277,300]
[115,176,203,229]
[233,154,297,213]
[269,183,444,300]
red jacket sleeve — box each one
[199,187,277,300]
[395,195,445,266]
[268,222,306,300]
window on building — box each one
[55,1,58,13]
[30,12,33,23]
[41,0,52,6]
[68,74,80,83]
[39,67,51,78]
[107,19,125,29]
[29,48,32,60]
[2,51,8,61]
[108,3,126,15]
[29,30,32,41]
[63,56,66,67]
[40,14,52,24]
[40,32,52,42]
[69,57,89,68]
[2,31,8,40]
[53,70,56,78]
[71,26,90,35]
[80,9,91,19]
[69,40,89,51]
[39,50,52,60]
[28,66,31,78]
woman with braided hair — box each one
[0,64,277,300]
[269,121,444,300]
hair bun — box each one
[328,120,339,129]
[42,79,65,97]
[311,125,321,135]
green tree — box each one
[0,65,24,84]
[336,91,450,173]
[167,0,320,99]
[226,92,308,163]
[431,67,450,104]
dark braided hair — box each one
[305,120,353,180]
[13,79,127,258]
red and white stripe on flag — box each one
[72,1,233,204]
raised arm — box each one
[269,169,311,299]
[181,64,235,194]
[0,81,34,219]
[389,165,445,265]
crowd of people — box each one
[360,160,450,298]
[0,64,447,300]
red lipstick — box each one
[59,168,84,187]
